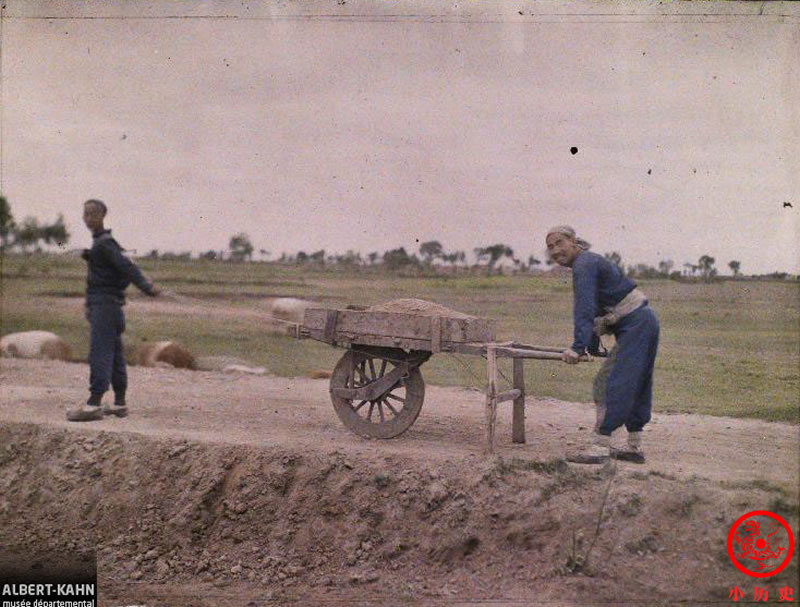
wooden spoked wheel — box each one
[330,348,426,439]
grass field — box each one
[2,253,798,423]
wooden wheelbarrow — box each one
[292,307,592,453]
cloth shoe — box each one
[66,394,104,422]
[104,393,128,418]
[567,433,611,464]
[613,431,646,464]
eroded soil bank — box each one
[1,423,797,607]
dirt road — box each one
[2,358,796,486]
[1,358,797,606]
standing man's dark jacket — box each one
[84,230,155,305]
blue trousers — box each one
[593,305,660,435]
[88,303,127,397]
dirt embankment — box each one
[0,359,797,606]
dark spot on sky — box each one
[647,169,652,175]
[121,134,127,140]
[570,147,578,155]
[518,10,523,15]
[784,202,793,208]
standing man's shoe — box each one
[67,394,104,422]
[104,395,128,418]
[613,431,646,464]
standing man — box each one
[546,225,659,464]
[66,199,161,422]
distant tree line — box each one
[0,197,791,281]
[616,253,746,283]
[205,232,762,283]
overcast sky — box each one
[1,1,798,274]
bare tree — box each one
[335,250,362,266]
[383,247,415,271]
[228,233,254,262]
[698,254,716,281]
[475,244,514,276]
[0,196,15,250]
[658,259,674,276]
[309,249,326,265]
[419,240,444,265]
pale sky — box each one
[1,0,798,274]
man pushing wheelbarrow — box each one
[546,225,660,465]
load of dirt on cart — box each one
[368,298,475,319]
[0,422,796,606]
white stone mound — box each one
[0,331,72,361]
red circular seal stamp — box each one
[727,510,794,578]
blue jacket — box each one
[84,230,154,305]
[571,250,636,354]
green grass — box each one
[1,253,798,423]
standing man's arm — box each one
[99,242,160,296]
